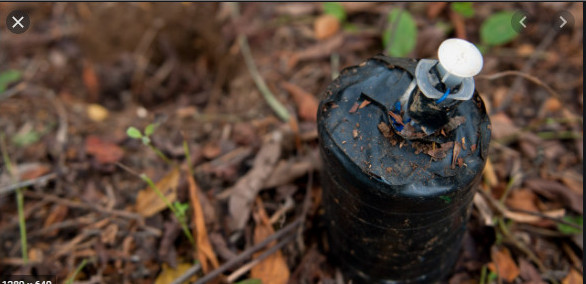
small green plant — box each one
[0,133,28,264]
[0,69,22,93]
[12,130,40,147]
[127,123,195,245]
[451,2,475,18]
[382,8,417,57]
[127,124,172,165]
[140,173,194,245]
[65,258,88,284]
[480,11,518,46]
[323,2,346,22]
[322,2,359,32]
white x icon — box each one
[12,16,24,28]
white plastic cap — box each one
[438,38,483,78]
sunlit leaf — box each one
[557,215,583,235]
[126,127,142,139]
[323,2,346,22]
[155,263,197,284]
[480,11,517,46]
[144,124,155,136]
[451,2,475,18]
[135,168,180,217]
[12,131,40,147]
[0,70,22,93]
[383,9,417,57]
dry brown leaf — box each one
[18,163,51,181]
[542,97,563,112]
[560,171,583,195]
[473,192,494,226]
[202,142,222,159]
[490,113,520,140]
[263,151,321,189]
[492,87,508,110]
[451,142,461,169]
[503,209,564,224]
[28,247,44,263]
[506,188,539,212]
[288,33,344,69]
[85,135,124,164]
[388,111,404,126]
[449,10,466,39]
[250,198,290,284]
[562,269,583,284]
[43,204,69,237]
[348,102,360,113]
[314,14,340,40]
[488,246,520,283]
[187,173,219,273]
[525,178,583,214]
[358,99,371,109]
[518,258,543,283]
[288,115,302,151]
[101,223,119,245]
[517,44,535,57]
[228,132,282,231]
[282,81,319,122]
[155,263,197,284]
[83,60,100,102]
[427,2,447,19]
[87,104,109,122]
[135,168,180,217]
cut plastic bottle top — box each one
[438,38,483,78]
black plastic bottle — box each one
[317,39,491,283]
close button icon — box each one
[6,10,30,34]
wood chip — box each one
[228,132,282,231]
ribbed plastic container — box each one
[317,55,491,283]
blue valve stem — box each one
[436,88,451,103]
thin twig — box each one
[226,234,296,283]
[508,208,583,230]
[24,191,143,221]
[490,29,557,114]
[171,218,303,284]
[0,172,58,196]
[477,70,561,100]
[230,3,290,122]
[0,133,28,264]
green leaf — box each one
[557,215,583,235]
[144,124,155,136]
[126,127,142,139]
[12,130,40,147]
[141,136,151,145]
[383,9,417,57]
[488,271,498,281]
[480,11,518,46]
[451,2,475,18]
[0,70,22,93]
[323,2,346,22]
[235,279,262,284]
[174,201,190,217]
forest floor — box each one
[0,3,583,284]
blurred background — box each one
[0,2,582,283]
